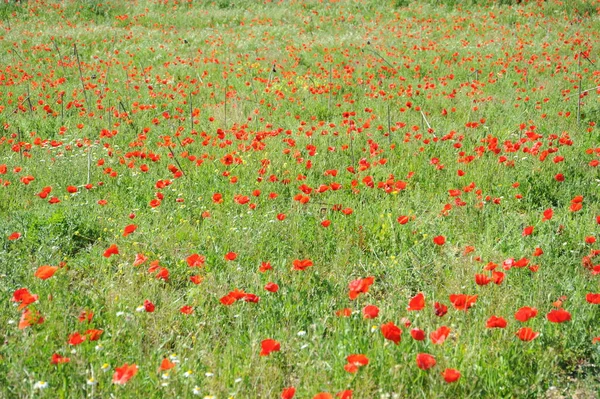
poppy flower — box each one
[407,292,425,311]
[265,282,279,293]
[348,276,374,300]
[344,354,368,373]
[442,368,461,383]
[313,394,333,399]
[78,310,94,323]
[292,259,313,271]
[85,329,103,341]
[259,262,272,272]
[381,322,402,344]
[186,253,205,268]
[362,305,379,319]
[103,244,119,258]
[281,387,296,399]
[416,353,436,370]
[546,309,571,323]
[433,235,446,245]
[34,265,58,280]
[68,332,86,345]
[522,226,534,236]
[542,208,553,221]
[160,358,175,371]
[516,327,539,341]
[475,273,491,286]
[180,305,193,315]
[12,288,38,310]
[112,363,138,385]
[336,390,352,399]
[397,215,409,224]
[449,294,477,311]
[586,293,600,304]
[133,253,148,266]
[66,185,78,193]
[143,300,155,312]
[8,232,21,241]
[224,252,237,261]
[410,328,426,341]
[18,308,44,329]
[260,339,280,356]
[122,224,137,237]
[514,307,537,322]
[336,308,352,317]
[434,302,448,317]
[486,315,507,328]
[51,353,70,365]
[220,295,236,306]
[430,326,451,344]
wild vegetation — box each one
[1,0,599,397]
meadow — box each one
[1,0,599,397]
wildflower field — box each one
[1,0,600,397]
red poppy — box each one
[68,332,86,345]
[486,315,507,328]
[85,329,103,341]
[224,252,237,261]
[220,295,236,306]
[66,185,78,193]
[160,358,175,371]
[8,232,21,241]
[103,244,119,258]
[434,302,448,317]
[416,353,436,370]
[546,309,571,323]
[313,394,333,399]
[51,353,70,365]
[12,288,38,310]
[514,307,537,322]
[381,322,402,344]
[362,305,379,319]
[113,363,138,385]
[433,235,446,245]
[410,328,426,341]
[180,305,193,315]
[260,339,281,356]
[259,262,272,272]
[397,215,409,224]
[522,226,534,236]
[18,308,44,329]
[265,282,279,293]
[336,308,352,317]
[429,326,451,344]
[407,292,425,311]
[348,276,374,300]
[474,273,491,286]
[586,293,600,304]
[516,327,539,342]
[337,391,352,399]
[133,253,148,266]
[281,387,296,399]
[143,300,155,312]
[442,368,461,383]
[344,354,368,373]
[123,224,137,237]
[449,294,477,311]
[292,259,313,271]
[34,265,58,280]
[186,253,205,267]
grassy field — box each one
[1,0,600,397]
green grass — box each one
[1,0,600,397]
